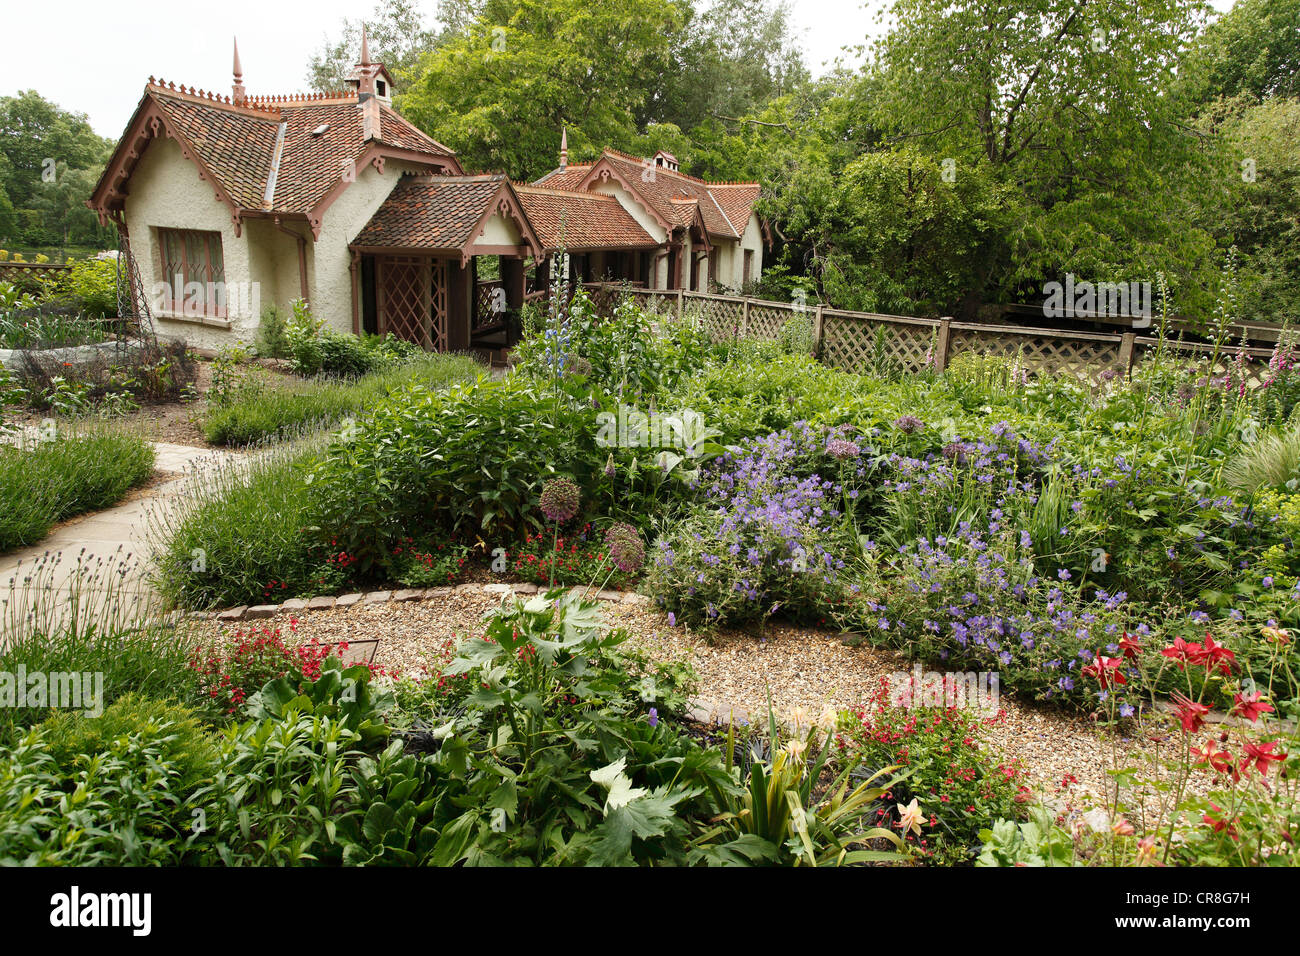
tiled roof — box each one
[352,174,511,250]
[139,83,457,216]
[533,165,593,190]
[564,150,761,239]
[516,186,657,251]
[709,183,762,237]
[150,92,281,209]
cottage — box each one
[87,34,767,354]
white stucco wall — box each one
[312,157,426,335]
[124,136,258,350]
[472,211,523,249]
[740,213,764,288]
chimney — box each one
[559,126,568,171]
[232,37,246,106]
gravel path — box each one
[184,587,1200,803]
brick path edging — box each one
[189,581,652,624]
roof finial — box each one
[232,37,247,106]
[360,24,371,66]
[559,126,568,171]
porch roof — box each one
[350,173,544,262]
[514,185,659,252]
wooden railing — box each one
[0,261,72,291]
[577,284,1284,388]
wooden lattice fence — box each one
[0,261,71,292]
[588,284,1285,386]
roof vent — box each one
[312,123,329,137]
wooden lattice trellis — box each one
[377,255,446,350]
[475,279,505,331]
[1136,338,1275,391]
[578,285,1293,388]
[947,326,1123,384]
[748,303,794,340]
[822,313,937,374]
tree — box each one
[1185,0,1300,102]
[863,0,1219,317]
[402,0,685,179]
[0,91,112,250]
[306,0,446,93]
[1190,96,1300,326]
[639,0,809,134]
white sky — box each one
[1,0,1241,139]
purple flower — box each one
[647,707,659,728]
[825,437,861,460]
[538,477,580,523]
[894,415,925,434]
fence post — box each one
[1118,331,1137,378]
[741,297,751,338]
[812,305,825,360]
[676,288,684,322]
[934,317,953,372]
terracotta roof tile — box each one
[516,186,657,251]
[597,151,751,238]
[144,84,457,216]
[709,183,762,236]
[352,174,510,250]
[533,165,593,190]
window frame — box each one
[156,227,227,318]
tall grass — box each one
[203,353,484,446]
[149,432,326,609]
[0,423,155,552]
[0,549,201,744]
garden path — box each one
[0,441,242,640]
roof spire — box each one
[232,37,246,106]
[360,24,371,66]
[559,126,568,171]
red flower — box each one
[1239,740,1287,776]
[1082,655,1126,689]
[1171,693,1210,734]
[1161,636,1198,669]
[1203,805,1239,841]
[1191,738,1234,775]
[1231,691,1273,723]
[1118,633,1143,660]
[1199,634,1236,675]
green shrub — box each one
[309,375,603,575]
[0,724,211,865]
[835,686,1028,865]
[150,438,333,609]
[203,353,481,446]
[39,258,118,318]
[36,694,216,793]
[255,303,289,358]
[0,424,154,551]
